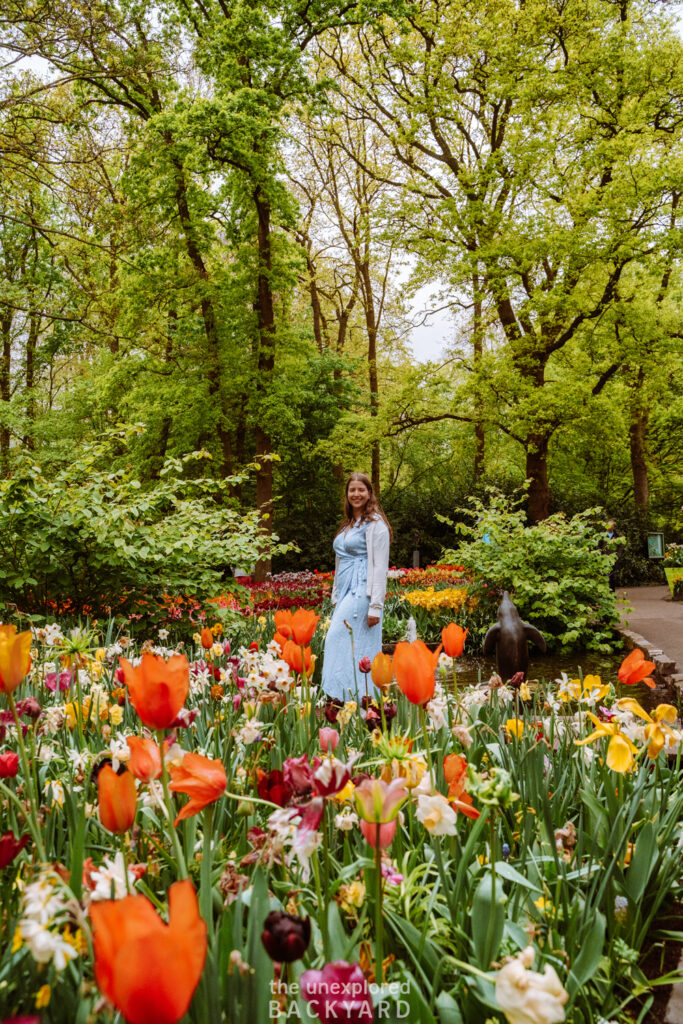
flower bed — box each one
[0,616,680,1023]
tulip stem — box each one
[157,729,188,879]
[484,816,497,968]
[200,803,214,940]
[452,662,460,722]
[120,835,131,895]
[419,706,434,784]
[311,848,330,960]
[7,693,46,861]
[375,824,384,986]
[0,779,46,862]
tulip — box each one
[618,648,656,689]
[301,961,374,1024]
[358,656,372,674]
[0,830,29,869]
[168,752,227,825]
[313,757,353,798]
[0,625,32,695]
[282,641,313,675]
[261,910,311,962]
[44,669,73,693]
[126,736,162,783]
[14,697,40,720]
[319,727,339,752]
[119,653,190,730]
[283,755,314,796]
[392,639,442,706]
[91,879,207,1024]
[0,751,19,778]
[443,753,479,819]
[353,777,408,824]
[442,623,467,657]
[200,628,213,650]
[256,768,292,807]
[371,652,393,691]
[359,818,397,849]
[98,766,137,834]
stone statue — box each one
[483,591,547,683]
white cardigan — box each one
[331,516,391,614]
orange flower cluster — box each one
[272,608,320,675]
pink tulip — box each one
[301,961,374,1023]
[353,777,408,824]
[318,727,339,752]
[44,670,73,693]
[283,755,314,796]
[360,818,397,849]
[358,657,372,674]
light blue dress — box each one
[321,520,383,702]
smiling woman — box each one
[321,473,392,703]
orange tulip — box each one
[0,624,32,695]
[272,631,290,652]
[200,628,213,650]
[282,640,313,675]
[98,766,137,834]
[392,639,442,706]
[119,653,190,729]
[91,879,207,1024]
[618,648,656,689]
[168,753,227,825]
[441,623,468,658]
[273,609,320,646]
[371,652,393,691]
[443,754,479,819]
[126,736,162,783]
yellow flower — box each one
[333,780,355,804]
[337,880,366,913]
[519,683,531,701]
[35,985,51,1009]
[575,713,638,772]
[337,702,357,727]
[109,705,123,726]
[559,675,610,704]
[616,698,680,759]
[506,718,525,740]
[11,926,22,953]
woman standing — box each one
[321,473,391,703]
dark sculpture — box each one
[483,591,547,683]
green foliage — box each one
[442,491,620,650]
[0,433,292,618]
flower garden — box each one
[1,587,682,1024]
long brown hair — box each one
[336,472,393,540]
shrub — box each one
[441,490,620,650]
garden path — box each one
[618,586,683,674]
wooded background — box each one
[0,0,681,578]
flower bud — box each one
[261,910,311,962]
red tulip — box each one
[256,768,292,807]
[168,753,226,824]
[442,623,467,658]
[0,830,29,868]
[119,653,190,729]
[0,751,19,778]
[392,640,442,705]
[98,766,137,834]
[91,879,207,1024]
[618,649,656,689]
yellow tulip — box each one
[506,718,525,740]
[0,624,32,695]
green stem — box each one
[74,670,85,747]
[200,803,215,940]
[7,693,46,861]
[157,729,188,879]
[484,816,497,968]
[311,849,330,960]
[375,824,384,985]
[120,834,131,895]
[419,706,434,783]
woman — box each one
[321,473,391,703]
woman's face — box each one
[347,479,370,514]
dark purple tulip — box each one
[261,910,311,962]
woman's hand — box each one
[367,614,380,628]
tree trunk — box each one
[472,272,485,480]
[629,407,649,510]
[23,309,39,449]
[253,188,276,580]
[0,311,12,475]
[360,260,380,493]
[526,432,550,523]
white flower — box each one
[43,706,66,734]
[19,919,78,971]
[67,749,91,773]
[158,628,169,640]
[291,827,322,881]
[335,808,359,831]
[415,793,458,836]
[494,946,568,1024]
[238,719,264,744]
[44,779,65,807]
[89,853,139,901]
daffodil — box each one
[575,713,638,772]
[616,698,680,758]
[558,674,610,704]
[506,718,525,739]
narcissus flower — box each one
[126,737,162,783]
[98,766,137,834]
[441,623,467,658]
[392,640,442,706]
[416,792,458,835]
[616,698,680,758]
[0,625,32,695]
[91,879,207,1024]
[168,753,227,824]
[575,713,638,773]
[618,649,656,689]
[370,652,393,691]
[119,653,190,730]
